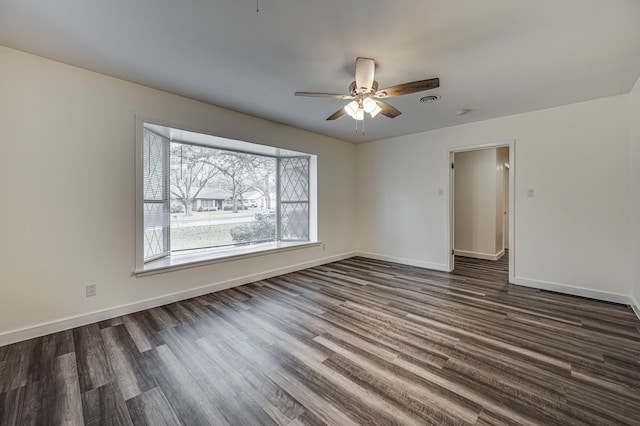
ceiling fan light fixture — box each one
[355,108,365,121]
[362,97,377,113]
[344,100,359,118]
[369,104,382,118]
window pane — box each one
[280,158,309,202]
[169,142,278,251]
[144,202,168,259]
[143,131,166,201]
[279,157,309,241]
[280,202,309,240]
[143,129,169,262]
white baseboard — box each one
[513,276,632,305]
[356,251,448,272]
[630,296,640,321]
[0,252,356,347]
[454,249,504,261]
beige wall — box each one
[0,46,357,338]
[631,74,640,304]
[356,95,631,298]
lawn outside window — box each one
[135,119,318,275]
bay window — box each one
[135,119,317,274]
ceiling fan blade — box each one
[326,108,346,121]
[295,92,354,99]
[377,100,402,118]
[375,78,440,98]
[355,57,375,91]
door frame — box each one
[446,140,515,283]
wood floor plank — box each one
[196,337,306,425]
[82,382,133,425]
[148,344,231,425]
[197,331,362,426]
[0,339,35,393]
[1,254,639,424]
[73,323,114,393]
[36,352,84,425]
[0,382,41,425]
[314,334,481,425]
[126,387,181,426]
[193,363,274,426]
[100,325,156,401]
[121,311,160,353]
[28,330,75,385]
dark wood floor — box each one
[1,255,640,425]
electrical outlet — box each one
[86,283,96,297]
[322,243,326,250]
[527,188,535,198]
[438,189,444,197]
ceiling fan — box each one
[295,57,439,122]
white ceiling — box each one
[1,0,639,143]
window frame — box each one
[134,117,318,275]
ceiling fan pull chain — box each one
[256,0,259,12]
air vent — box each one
[419,94,441,103]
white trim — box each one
[513,276,632,305]
[356,251,448,272]
[134,116,145,270]
[630,296,640,321]
[454,249,504,261]
[508,144,515,282]
[0,252,356,347]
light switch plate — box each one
[86,283,96,297]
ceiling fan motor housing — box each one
[350,80,378,96]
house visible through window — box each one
[136,121,317,273]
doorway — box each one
[447,141,515,283]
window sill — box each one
[135,241,321,277]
